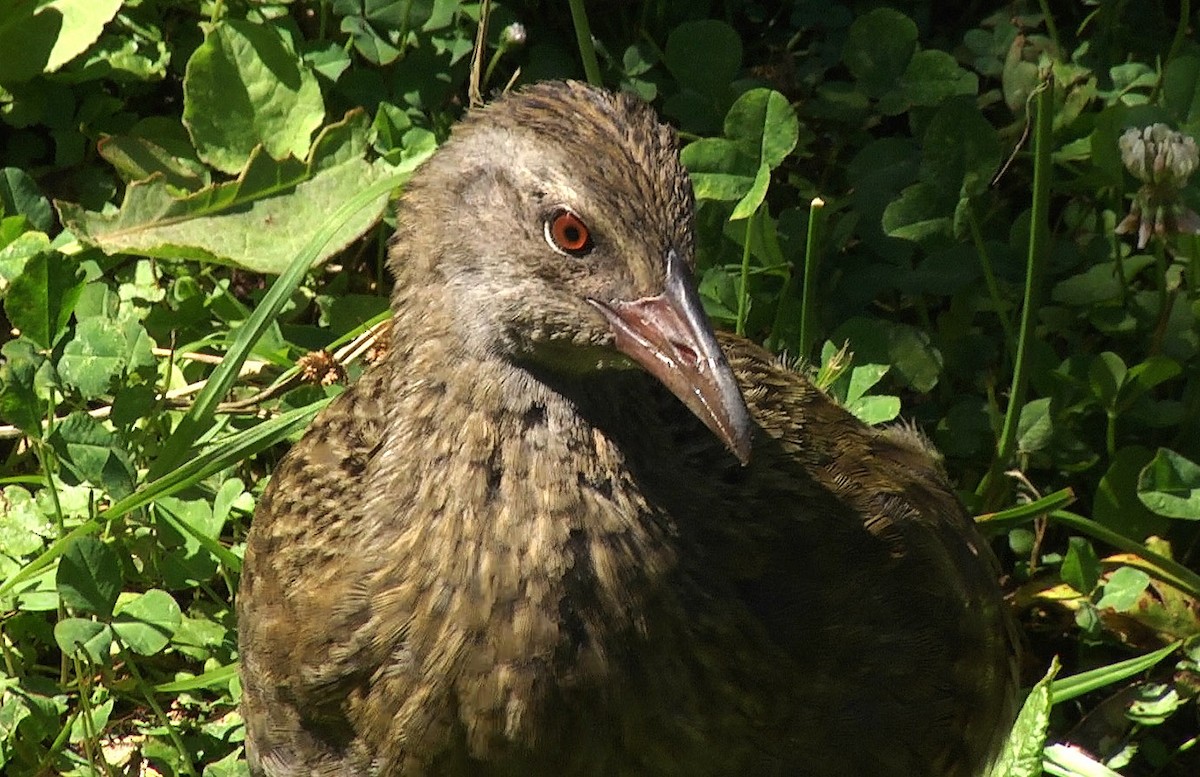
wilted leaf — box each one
[57,112,405,274]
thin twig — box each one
[468,0,492,108]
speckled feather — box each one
[238,82,1017,777]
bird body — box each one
[238,81,1017,777]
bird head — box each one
[388,81,752,463]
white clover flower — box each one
[1118,124,1198,187]
[1116,124,1200,247]
[501,23,527,48]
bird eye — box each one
[544,209,593,257]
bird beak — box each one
[588,250,753,465]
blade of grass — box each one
[975,487,1076,532]
[567,0,602,87]
[147,171,407,480]
[0,399,329,598]
[1048,641,1180,704]
[154,662,239,694]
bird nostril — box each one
[672,340,699,368]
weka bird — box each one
[237,81,1017,777]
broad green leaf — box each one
[900,50,978,107]
[1017,397,1053,454]
[990,658,1058,777]
[68,697,113,743]
[1088,351,1127,408]
[1052,257,1156,306]
[53,618,113,664]
[832,317,944,392]
[155,496,224,586]
[97,120,211,190]
[338,0,435,65]
[847,395,901,426]
[58,112,402,274]
[664,20,741,97]
[845,363,890,404]
[1126,356,1182,398]
[1162,54,1200,130]
[49,411,137,499]
[1094,446,1169,540]
[58,317,128,398]
[0,337,50,435]
[183,20,325,174]
[56,536,121,617]
[882,182,952,242]
[1096,566,1151,612]
[730,163,770,220]
[1137,447,1200,519]
[0,0,122,82]
[0,486,52,558]
[724,89,799,170]
[842,8,917,97]
[681,138,758,202]
[0,167,53,231]
[920,99,1001,204]
[1126,683,1187,725]
[69,29,171,83]
[1061,536,1100,594]
[113,589,182,655]
[0,230,52,293]
[3,252,84,349]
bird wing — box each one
[238,365,399,771]
[648,332,1018,777]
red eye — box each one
[545,210,593,256]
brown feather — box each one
[238,81,1018,777]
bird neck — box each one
[359,294,682,656]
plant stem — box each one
[1035,0,1062,55]
[796,197,825,360]
[736,210,756,336]
[567,0,603,87]
[1187,233,1200,298]
[119,640,198,777]
[965,202,1017,354]
[1149,240,1176,356]
[978,73,1054,510]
